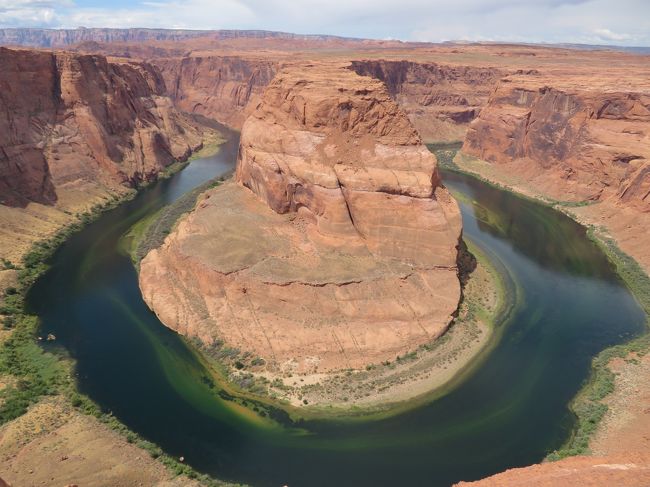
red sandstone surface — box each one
[139,62,462,373]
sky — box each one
[1,0,649,47]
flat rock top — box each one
[180,181,413,285]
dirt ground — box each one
[0,396,203,487]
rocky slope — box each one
[0,47,208,261]
[455,453,650,487]
[140,62,462,374]
[351,60,503,142]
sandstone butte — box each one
[0,46,210,262]
[139,62,462,373]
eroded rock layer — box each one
[140,63,462,373]
[462,75,650,210]
[0,47,205,207]
[152,56,278,128]
[350,60,503,143]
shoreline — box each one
[440,148,650,460]
[0,134,234,486]
[184,238,514,420]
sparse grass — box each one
[126,177,226,265]
[548,229,650,460]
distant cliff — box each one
[152,56,278,128]
[462,75,650,210]
[0,28,363,48]
[350,60,503,142]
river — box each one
[27,129,646,486]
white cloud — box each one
[0,0,648,47]
[592,28,632,42]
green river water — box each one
[27,129,646,486]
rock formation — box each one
[0,47,205,207]
[140,62,462,373]
[351,60,503,142]
[152,56,277,128]
[462,74,650,210]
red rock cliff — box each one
[350,60,503,142]
[140,62,462,374]
[462,75,650,211]
[152,56,278,128]
[0,47,205,207]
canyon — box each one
[458,69,650,272]
[0,28,648,487]
[139,62,462,375]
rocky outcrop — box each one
[350,60,503,142]
[152,56,278,128]
[140,62,462,374]
[462,75,650,210]
[0,47,205,207]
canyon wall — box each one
[152,56,278,128]
[458,73,650,272]
[350,60,503,142]
[462,75,650,209]
[0,47,205,207]
[0,47,208,261]
[140,62,462,374]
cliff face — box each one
[462,76,650,210]
[0,28,362,48]
[350,60,503,142]
[152,56,278,128]
[236,63,461,265]
[0,47,204,207]
[140,63,462,374]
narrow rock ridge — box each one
[140,62,463,374]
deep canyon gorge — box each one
[0,28,648,487]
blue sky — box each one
[2,0,649,46]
